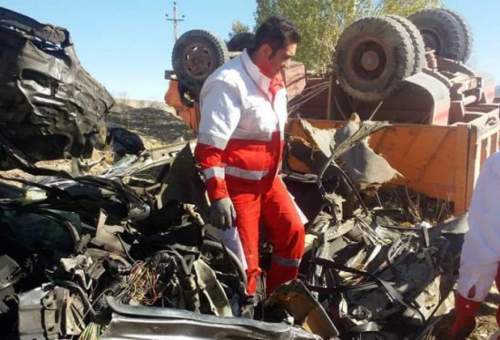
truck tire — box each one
[172,30,229,93]
[334,16,415,102]
[387,15,426,74]
[441,8,473,62]
[227,32,254,52]
[409,8,467,62]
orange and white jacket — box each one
[194,50,288,201]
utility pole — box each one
[166,0,185,41]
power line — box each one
[166,0,185,41]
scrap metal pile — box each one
[0,120,466,339]
[0,6,470,340]
[0,142,331,339]
[283,117,465,338]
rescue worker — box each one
[450,151,500,339]
[194,16,305,296]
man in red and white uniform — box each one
[450,151,500,339]
[194,16,304,295]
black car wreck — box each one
[0,6,113,169]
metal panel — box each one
[102,297,322,340]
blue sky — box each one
[1,1,499,100]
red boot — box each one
[496,265,500,329]
[449,293,481,340]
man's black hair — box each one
[249,16,300,57]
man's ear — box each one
[261,43,273,59]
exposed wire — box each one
[288,81,330,114]
[288,84,329,112]
[78,322,102,340]
[367,101,384,121]
[117,260,165,306]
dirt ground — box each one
[1,103,498,339]
[107,102,195,145]
[1,102,189,181]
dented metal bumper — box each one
[102,297,322,340]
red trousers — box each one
[228,176,305,295]
[450,264,500,339]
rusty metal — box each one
[184,42,217,80]
[425,50,438,70]
[347,38,389,84]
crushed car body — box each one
[0,7,113,169]
[0,122,466,339]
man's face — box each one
[259,41,297,78]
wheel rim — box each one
[348,39,388,81]
[183,41,215,80]
[420,29,441,54]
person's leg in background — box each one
[261,177,305,295]
[450,262,499,339]
[490,265,500,340]
[450,293,481,339]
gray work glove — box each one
[210,197,237,230]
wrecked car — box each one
[0,142,331,340]
[0,117,466,339]
[0,7,113,170]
